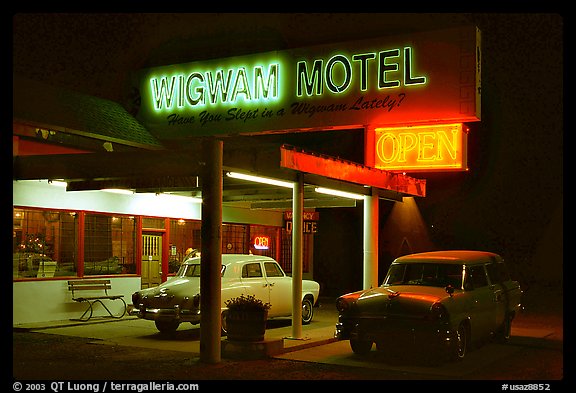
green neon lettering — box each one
[254,64,278,99]
[325,55,352,94]
[186,72,204,106]
[231,67,251,102]
[352,53,376,91]
[296,60,323,97]
[177,75,185,108]
[404,47,427,85]
[206,69,233,105]
[378,49,400,89]
[150,76,177,110]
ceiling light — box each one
[226,171,294,188]
[314,187,365,200]
[102,188,134,195]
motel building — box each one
[13,26,480,361]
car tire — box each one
[221,310,228,335]
[155,319,180,333]
[302,298,314,324]
[496,313,512,343]
[450,322,468,361]
[350,338,373,355]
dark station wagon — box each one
[335,250,523,362]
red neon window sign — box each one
[253,236,270,250]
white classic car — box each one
[335,250,523,362]
[131,254,320,333]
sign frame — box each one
[135,26,481,139]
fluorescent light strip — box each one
[102,188,134,195]
[314,187,365,200]
[226,171,294,189]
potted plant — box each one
[224,294,271,342]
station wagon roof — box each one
[393,250,500,265]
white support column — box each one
[363,191,379,289]
[290,173,304,339]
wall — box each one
[12,180,283,226]
[13,277,140,325]
[12,180,285,325]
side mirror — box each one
[445,284,455,297]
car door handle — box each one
[269,282,275,287]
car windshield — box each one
[177,263,225,277]
[383,263,464,288]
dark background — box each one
[12,13,564,296]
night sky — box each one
[12,13,564,290]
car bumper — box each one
[129,304,201,323]
[335,316,455,351]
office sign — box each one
[136,26,480,139]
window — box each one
[242,263,263,278]
[222,223,248,254]
[264,262,284,277]
[383,263,464,288]
[466,265,488,289]
[168,219,201,273]
[486,262,512,284]
[13,208,77,279]
[250,225,279,258]
[84,213,136,275]
[280,229,312,273]
[142,217,164,229]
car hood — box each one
[345,285,450,317]
[135,277,200,308]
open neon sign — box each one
[373,123,468,172]
[253,236,270,250]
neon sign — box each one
[253,236,270,250]
[150,64,280,110]
[137,26,480,139]
[296,47,426,97]
[373,123,468,172]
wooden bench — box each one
[67,279,126,321]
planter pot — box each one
[226,310,268,342]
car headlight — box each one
[132,292,140,306]
[430,302,449,321]
[336,297,351,313]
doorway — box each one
[141,233,162,288]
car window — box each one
[384,264,405,285]
[264,262,284,277]
[383,263,464,288]
[486,262,511,283]
[177,264,225,277]
[466,265,489,288]
[242,263,263,278]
